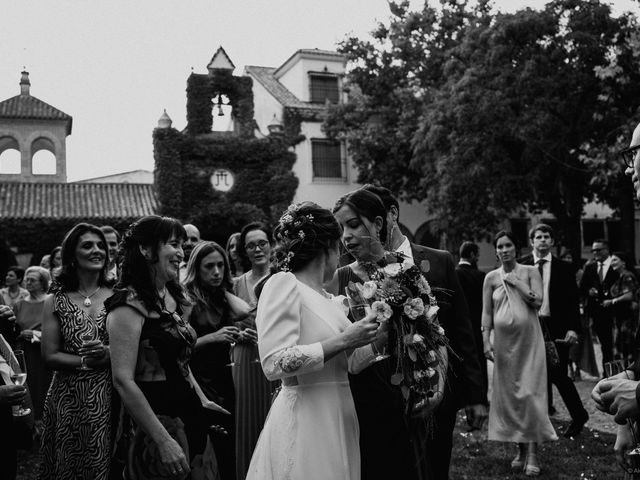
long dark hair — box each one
[117,215,188,313]
[54,223,114,291]
[184,241,233,309]
[333,188,388,245]
[225,232,241,276]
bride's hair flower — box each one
[436,325,445,336]
[361,281,378,300]
[403,297,425,320]
[372,300,393,322]
[425,305,440,321]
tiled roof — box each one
[0,182,157,220]
[0,94,72,134]
[244,66,326,112]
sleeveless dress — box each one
[487,267,558,443]
[189,299,237,480]
[232,273,276,479]
[337,266,419,480]
[246,272,376,480]
[39,288,114,479]
[105,289,218,480]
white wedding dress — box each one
[246,272,376,480]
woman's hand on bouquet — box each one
[0,384,26,405]
[157,437,190,478]
[205,326,240,345]
[238,328,258,344]
[79,340,109,367]
[342,311,379,349]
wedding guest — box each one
[233,221,277,480]
[39,255,51,269]
[0,266,28,309]
[179,223,201,282]
[100,225,120,281]
[49,246,62,277]
[107,215,225,479]
[184,241,250,480]
[246,202,379,480]
[360,184,487,479]
[226,232,245,279]
[520,224,589,438]
[39,223,114,478]
[580,239,619,374]
[602,251,639,364]
[0,312,28,480]
[13,266,52,424]
[330,188,446,480]
[483,230,557,476]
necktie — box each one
[598,262,604,283]
[537,258,546,281]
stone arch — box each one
[0,136,20,174]
[414,221,440,249]
[30,136,57,175]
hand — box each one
[0,384,26,405]
[205,326,240,344]
[157,437,190,478]
[564,330,579,345]
[602,299,613,308]
[465,403,489,430]
[483,341,494,362]
[502,272,517,286]
[239,328,258,344]
[201,399,231,415]
[342,311,379,348]
[412,390,444,419]
[594,379,640,424]
[79,340,109,367]
[18,329,35,342]
[615,423,637,472]
[0,305,15,322]
[588,287,598,297]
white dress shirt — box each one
[533,252,552,317]
[395,236,414,264]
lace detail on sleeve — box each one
[263,342,324,380]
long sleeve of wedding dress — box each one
[256,272,325,382]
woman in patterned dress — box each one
[108,215,228,479]
[39,223,115,479]
[232,222,277,479]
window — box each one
[309,74,339,104]
[582,220,605,247]
[311,139,344,180]
[32,150,57,175]
[0,148,20,174]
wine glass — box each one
[11,350,31,417]
[79,319,97,371]
[345,293,389,362]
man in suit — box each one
[361,184,487,480]
[579,238,619,374]
[521,223,589,437]
[455,241,488,404]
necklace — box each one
[78,286,101,307]
[6,288,21,300]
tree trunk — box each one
[617,175,636,264]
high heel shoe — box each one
[524,454,540,476]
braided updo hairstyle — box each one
[272,202,342,273]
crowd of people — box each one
[0,129,640,478]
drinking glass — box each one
[79,320,97,371]
[11,350,31,417]
[345,292,389,362]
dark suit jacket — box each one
[579,259,619,319]
[520,254,581,340]
[411,244,486,408]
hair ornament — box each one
[279,251,295,272]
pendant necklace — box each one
[78,286,101,307]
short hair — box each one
[100,225,121,241]
[611,251,632,268]
[493,230,519,250]
[273,202,342,272]
[459,241,479,259]
[25,266,51,293]
[360,184,399,216]
[333,188,388,242]
[529,223,555,240]
[593,238,609,248]
[6,265,25,283]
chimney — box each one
[20,71,30,96]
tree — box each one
[326,0,640,257]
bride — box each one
[246,202,383,480]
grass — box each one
[17,414,618,479]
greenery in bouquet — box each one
[347,252,450,416]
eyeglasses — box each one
[619,144,640,169]
[245,240,269,251]
[591,248,604,253]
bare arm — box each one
[41,295,81,370]
[481,272,495,361]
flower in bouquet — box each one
[361,281,378,300]
[403,298,425,320]
[371,300,393,322]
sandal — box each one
[524,454,540,477]
[510,454,525,470]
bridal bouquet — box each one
[346,252,449,416]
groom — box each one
[361,184,488,479]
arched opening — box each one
[31,137,57,175]
[414,221,441,249]
[211,94,234,132]
[0,136,21,174]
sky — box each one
[1,0,638,181]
